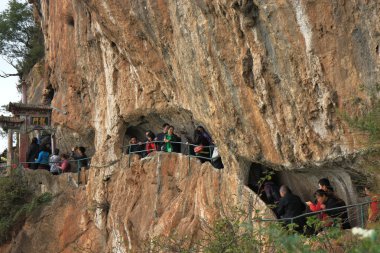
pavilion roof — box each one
[7,102,52,115]
[0,115,24,131]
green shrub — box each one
[0,170,52,244]
[146,207,380,253]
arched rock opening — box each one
[120,109,217,155]
[244,160,368,226]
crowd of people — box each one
[257,177,379,234]
[126,123,224,169]
[26,137,88,174]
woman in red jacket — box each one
[145,131,156,156]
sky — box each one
[0,1,22,153]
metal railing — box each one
[12,157,92,185]
[123,140,220,169]
[0,147,375,229]
[259,201,372,228]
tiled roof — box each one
[0,115,24,123]
[7,103,52,113]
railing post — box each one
[360,204,364,228]
[77,160,80,185]
[187,143,191,172]
[128,145,131,168]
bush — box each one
[146,207,380,253]
[0,170,52,244]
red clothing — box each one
[60,159,71,172]
[369,196,379,222]
[145,142,156,154]
[309,202,322,212]
[309,201,328,221]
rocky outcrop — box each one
[0,153,269,252]
[5,0,379,251]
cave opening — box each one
[120,110,224,168]
[245,161,368,226]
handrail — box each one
[259,201,371,224]
[125,140,217,161]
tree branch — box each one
[0,71,19,78]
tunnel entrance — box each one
[120,110,224,168]
[245,161,367,226]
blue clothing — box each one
[36,151,50,165]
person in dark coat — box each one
[192,128,211,163]
[277,185,306,233]
[126,137,143,157]
[315,190,351,230]
[71,146,88,170]
[26,137,40,169]
[155,123,170,151]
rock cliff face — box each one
[5,0,380,252]
[38,0,379,167]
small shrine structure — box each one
[0,81,53,167]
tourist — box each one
[262,180,281,206]
[36,145,50,170]
[364,186,379,224]
[49,148,61,175]
[196,126,213,144]
[164,126,180,153]
[26,137,39,169]
[193,127,211,162]
[144,131,156,156]
[58,153,71,173]
[71,146,88,170]
[277,185,306,232]
[314,189,351,229]
[155,123,170,151]
[127,137,143,157]
[306,178,337,213]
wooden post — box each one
[7,130,13,167]
[19,132,28,167]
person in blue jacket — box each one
[36,145,50,170]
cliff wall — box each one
[4,0,379,252]
[38,0,379,168]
